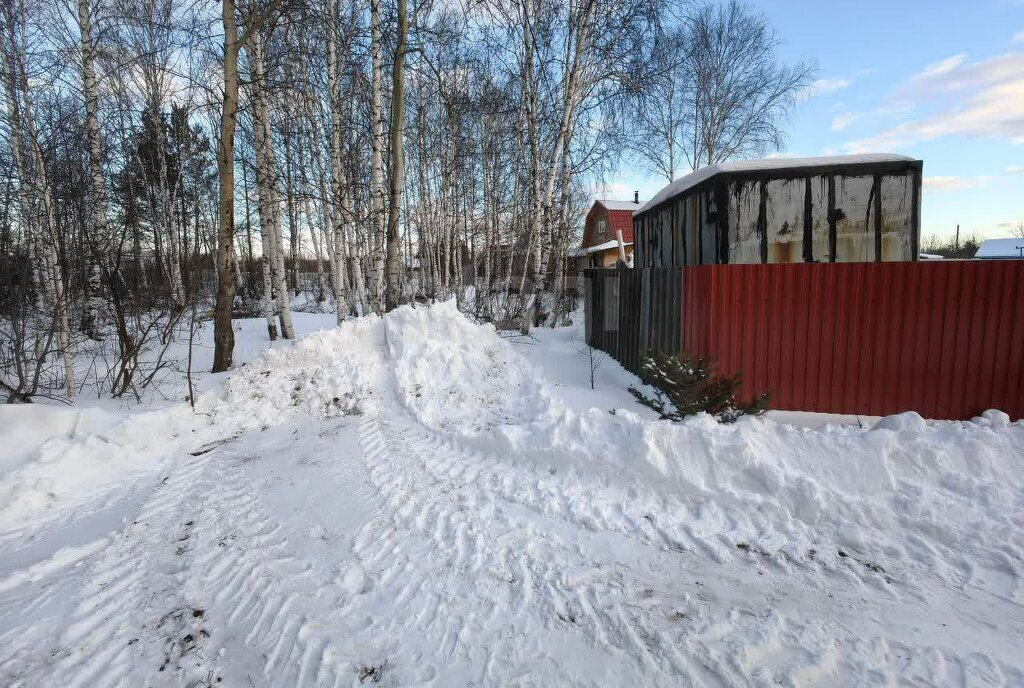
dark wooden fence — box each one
[584,267,682,374]
[584,261,1024,420]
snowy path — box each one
[1,306,1023,686]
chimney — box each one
[634,190,639,204]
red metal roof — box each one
[607,209,634,244]
[582,201,636,248]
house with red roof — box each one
[576,195,640,268]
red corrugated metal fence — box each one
[681,261,1024,419]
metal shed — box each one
[633,154,923,267]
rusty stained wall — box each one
[833,173,915,262]
[764,178,805,264]
[833,175,875,262]
[808,177,831,260]
[726,171,916,264]
[881,174,915,259]
[636,163,920,268]
[638,192,718,268]
[728,183,761,264]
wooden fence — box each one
[585,267,682,375]
[583,261,1024,420]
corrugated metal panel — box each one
[679,261,1024,420]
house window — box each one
[597,219,607,240]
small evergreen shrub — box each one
[628,350,770,424]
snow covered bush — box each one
[628,350,769,423]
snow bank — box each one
[385,301,555,435]
[1,317,383,533]
[385,302,1024,594]
[551,406,1023,593]
[197,316,381,432]
[0,404,194,531]
[0,405,123,475]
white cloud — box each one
[844,52,1024,152]
[1007,165,1024,173]
[1015,29,1024,43]
[921,176,974,189]
[831,112,858,131]
[806,78,852,97]
[922,176,986,191]
[593,180,664,201]
[915,53,968,80]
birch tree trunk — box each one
[211,0,285,371]
[368,0,386,314]
[296,115,327,303]
[258,175,278,340]
[522,0,596,333]
[7,22,75,398]
[212,0,242,372]
[2,6,73,399]
[325,0,350,322]
[303,94,336,297]
[384,0,407,311]
[151,103,186,311]
[283,119,300,297]
[77,0,106,340]
[248,29,295,339]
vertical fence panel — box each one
[803,266,821,408]
[973,264,1002,414]
[991,263,1018,410]
[587,262,1024,419]
[1000,263,1024,414]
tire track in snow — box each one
[370,349,1024,687]
[182,435,370,688]
[354,377,715,685]
[1,448,216,688]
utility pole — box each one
[955,224,960,252]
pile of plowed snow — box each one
[197,315,381,431]
[387,302,1024,596]
[1,317,382,533]
[385,300,554,434]
[0,404,192,531]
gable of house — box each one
[582,201,637,248]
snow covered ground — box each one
[1,302,1023,687]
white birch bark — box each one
[295,115,327,302]
[368,0,385,313]
[77,0,106,339]
[384,0,408,310]
[3,14,75,398]
[248,30,295,339]
[522,0,597,333]
[325,0,350,321]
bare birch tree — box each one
[76,0,107,339]
[212,0,286,373]
[384,0,407,311]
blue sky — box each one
[607,0,1024,241]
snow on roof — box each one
[639,154,919,213]
[598,200,642,211]
[570,239,634,256]
[918,253,945,260]
[975,238,1024,259]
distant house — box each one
[975,238,1024,260]
[576,195,641,268]
[633,154,923,267]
